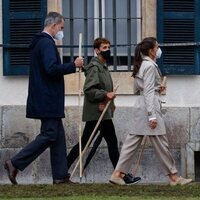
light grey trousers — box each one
[115,134,178,176]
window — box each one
[157,0,200,75]
[3,0,47,75]
[62,0,141,71]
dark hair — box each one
[93,37,110,49]
[44,12,65,27]
[132,37,157,77]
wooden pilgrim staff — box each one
[132,136,147,177]
[78,33,83,182]
[162,76,167,86]
[160,76,167,94]
[70,84,119,180]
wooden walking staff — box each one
[132,136,148,177]
[78,33,83,182]
[70,84,119,180]
[162,76,167,86]
[160,76,167,94]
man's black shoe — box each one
[123,173,141,185]
[4,160,18,185]
[53,178,74,184]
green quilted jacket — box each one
[82,57,115,122]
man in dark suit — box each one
[4,11,83,184]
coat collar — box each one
[142,56,158,67]
[90,57,108,69]
[142,56,162,76]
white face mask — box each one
[55,30,64,41]
[156,48,162,59]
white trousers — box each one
[115,134,178,176]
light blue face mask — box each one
[55,30,64,40]
[156,48,162,59]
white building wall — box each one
[1,74,200,107]
[0,0,200,107]
[118,75,200,107]
[163,76,200,107]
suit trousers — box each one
[67,119,119,169]
[115,134,178,176]
[11,118,68,180]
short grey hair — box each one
[44,12,65,27]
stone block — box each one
[0,141,182,184]
[0,105,191,184]
[0,148,52,184]
[70,147,113,183]
[64,106,85,147]
[0,148,35,184]
[32,149,52,184]
[69,148,181,183]
[113,107,135,147]
[2,106,40,148]
[162,107,190,148]
[0,105,2,146]
[189,107,200,142]
[114,107,190,148]
[64,106,137,149]
[64,106,191,150]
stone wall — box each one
[0,105,198,184]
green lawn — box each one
[0,198,199,200]
[0,183,199,200]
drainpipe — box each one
[102,0,105,37]
[94,0,99,38]
[137,0,142,43]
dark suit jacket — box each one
[26,32,76,119]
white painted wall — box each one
[1,64,200,107]
[65,75,200,107]
[117,75,200,108]
[0,0,200,107]
[0,75,28,105]
[162,76,200,107]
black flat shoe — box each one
[53,178,74,184]
[4,160,18,185]
[109,173,141,185]
[123,173,141,185]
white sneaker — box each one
[170,176,192,186]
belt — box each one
[139,89,160,95]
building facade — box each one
[0,0,200,184]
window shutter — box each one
[157,0,200,75]
[3,0,47,75]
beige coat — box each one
[131,56,166,135]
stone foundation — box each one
[0,105,198,184]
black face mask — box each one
[100,49,111,60]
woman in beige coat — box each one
[110,37,192,186]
